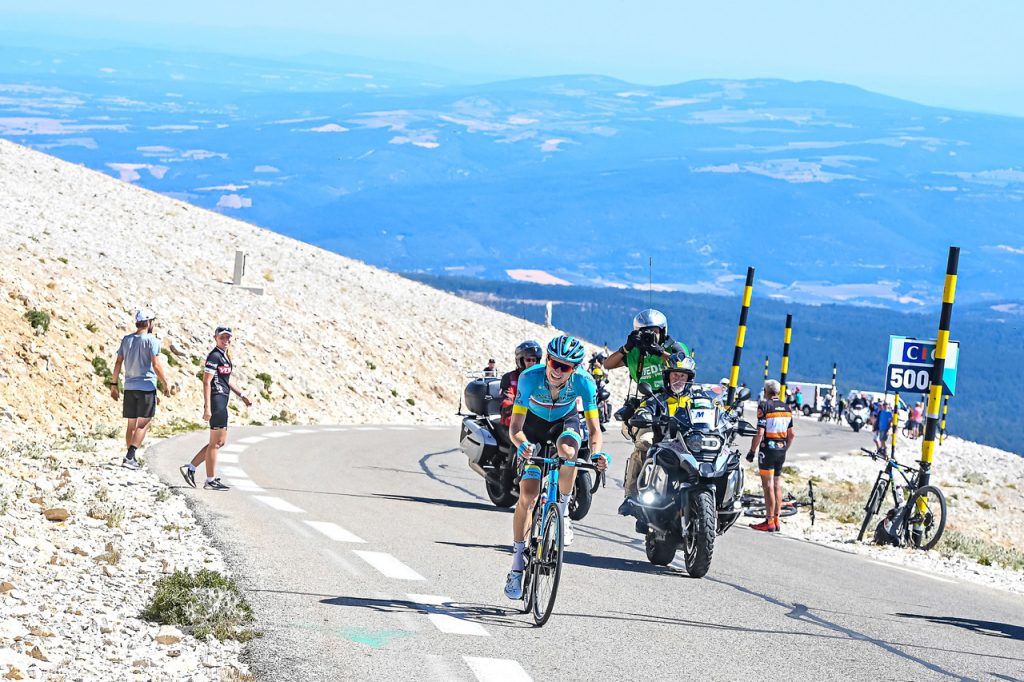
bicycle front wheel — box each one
[531,508,564,626]
[858,478,887,542]
[904,485,947,550]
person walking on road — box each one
[180,326,251,491]
[746,380,795,532]
[110,308,170,469]
[873,401,894,454]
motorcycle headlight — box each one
[684,431,704,453]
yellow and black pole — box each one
[939,395,950,444]
[727,267,755,405]
[764,355,769,381]
[779,313,793,401]
[890,391,899,457]
[920,247,959,488]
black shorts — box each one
[523,410,584,450]
[757,447,787,476]
[123,390,156,419]
[210,392,230,429]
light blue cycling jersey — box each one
[511,363,599,422]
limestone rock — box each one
[41,508,69,522]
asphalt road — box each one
[150,421,1024,682]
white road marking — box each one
[323,427,348,432]
[278,516,314,539]
[218,465,248,478]
[225,478,264,492]
[291,429,316,434]
[427,425,450,431]
[236,436,267,444]
[869,560,955,583]
[253,496,304,513]
[262,431,290,438]
[218,444,248,454]
[464,656,531,682]
[353,426,381,431]
[216,453,239,464]
[407,594,489,637]
[352,551,425,581]
[323,548,362,577]
[303,520,366,543]
[387,426,415,431]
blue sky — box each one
[4,1,1023,116]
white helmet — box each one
[632,309,667,339]
[135,308,156,323]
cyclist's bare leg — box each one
[556,439,579,497]
[759,472,775,521]
[130,417,153,448]
[773,476,783,520]
[203,428,227,479]
[124,418,138,448]
[513,478,540,542]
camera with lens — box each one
[636,328,661,353]
[614,396,642,422]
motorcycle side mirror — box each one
[628,413,654,429]
[638,383,655,398]
[734,386,751,403]
[737,420,758,437]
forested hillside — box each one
[410,275,1023,455]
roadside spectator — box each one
[109,308,170,469]
[746,379,795,532]
[910,400,924,437]
[180,326,252,491]
[483,358,498,378]
[873,401,894,454]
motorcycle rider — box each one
[588,351,611,430]
[499,341,543,439]
[604,309,691,517]
[504,335,609,600]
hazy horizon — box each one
[3,1,1024,117]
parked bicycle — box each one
[517,446,601,626]
[857,448,947,550]
[741,481,816,525]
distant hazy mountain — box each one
[2,45,1022,308]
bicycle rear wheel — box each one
[531,507,564,626]
[903,485,947,550]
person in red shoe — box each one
[746,379,795,532]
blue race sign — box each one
[886,336,958,396]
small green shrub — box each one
[406,398,415,406]
[155,488,171,503]
[260,390,271,401]
[92,356,113,385]
[142,569,258,641]
[24,309,50,334]
[939,529,1024,571]
[391,389,398,397]
[85,322,98,333]
[153,419,206,437]
[57,256,68,264]
[161,348,180,367]
[976,499,993,510]
[191,356,201,366]
[255,372,272,392]
[105,505,126,529]
[94,542,121,565]
[366,361,376,370]
[58,486,76,502]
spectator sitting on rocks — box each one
[109,308,170,470]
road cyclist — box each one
[745,379,796,532]
[503,335,609,601]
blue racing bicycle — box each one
[518,445,602,626]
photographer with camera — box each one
[603,309,691,517]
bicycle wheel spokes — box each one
[904,485,947,551]
[531,508,564,626]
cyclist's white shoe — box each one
[563,517,574,546]
[504,571,524,600]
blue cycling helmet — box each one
[547,335,586,366]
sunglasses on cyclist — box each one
[523,357,540,365]
[547,358,577,373]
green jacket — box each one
[625,337,691,391]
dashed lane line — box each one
[218,465,248,479]
[869,560,955,583]
[463,656,532,682]
[387,426,415,431]
[261,431,290,438]
[236,436,267,444]
[253,495,305,513]
[291,429,316,434]
[407,594,490,637]
[218,444,248,454]
[322,427,349,432]
[217,453,240,464]
[225,479,264,492]
[303,520,366,543]
[352,551,426,581]
[354,426,382,431]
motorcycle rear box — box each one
[464,378,502,416]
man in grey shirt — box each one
[110,309,170,469]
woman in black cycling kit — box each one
[179,326,252,491]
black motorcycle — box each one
[627,384,757,578]
[458,377,599,518]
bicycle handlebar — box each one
[522,455,600,471]
[859,448,919,473]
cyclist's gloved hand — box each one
[623,329,641,352]
[646,342,665,356]
[517,441,534,459]
[591,452,611,471]
[745,450,755,463]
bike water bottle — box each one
[894,485,905,507]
